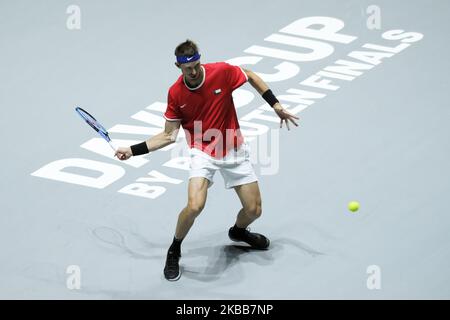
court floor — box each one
[1,0,449,299]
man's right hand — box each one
[115,147,133,161]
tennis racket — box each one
[75,107,116,153]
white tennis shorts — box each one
[188,142,258,189]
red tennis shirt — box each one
[164,62,248,159]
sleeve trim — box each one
[163,114,182,122]
[238,66,248,81]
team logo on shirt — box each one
[214,89,222,95]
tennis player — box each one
[115,40,299,281]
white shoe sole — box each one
[165,269,181,281]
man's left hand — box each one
[273,103,299,130]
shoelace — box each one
[243,228,265,242]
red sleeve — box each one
[163,89,182,121]
[224,62,248,91]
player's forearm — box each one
[246,70,282,110]
[247,71,269,95]
[145,131,175,152]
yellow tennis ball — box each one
[348,201,359,212]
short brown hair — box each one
[174,39,199,57]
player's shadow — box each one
[182,237,325,283]
[91,226,164,260]
[181,243,276,283]
[90,225,325,284]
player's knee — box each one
[246,203,262,219]
[187,200,205,217]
